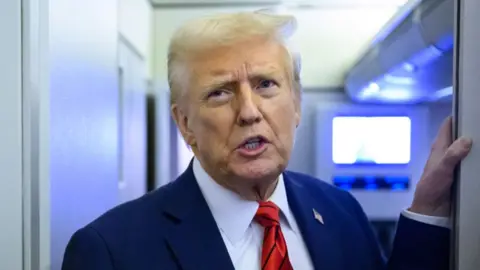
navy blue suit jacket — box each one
[62,163,450,270]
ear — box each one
[171,104,197,147]
[294,95,301,128]
[295,111,301,128]
[295,110,301,128]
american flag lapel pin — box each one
[313,209,324,225]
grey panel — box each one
[155,90,173,187]
[419,0,454,46]
[21,0,51,269]
[345,0,455,103]
[0,0,23,269]
[49,0,119,269]
[452,0,480,269]
[379,24,424,69]
[118,39,148,203]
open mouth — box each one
[239,136,268,151]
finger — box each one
[440,137,473,171]
[432,116,453,152]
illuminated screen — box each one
[333,175,410,191]
[332,116,411,165]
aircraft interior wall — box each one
[48,0,120,268]
[48,0,153,269]
[287,90,452,257]
[4,1,472,269]
[0,1,23,269]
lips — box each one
[238,135,269,149]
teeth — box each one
[245,142,260,150]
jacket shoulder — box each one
[284,170,356,204]
[63,181,183,269]
[84,181,178,235]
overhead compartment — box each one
[345,0,454,103]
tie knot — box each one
[254,201,280,227]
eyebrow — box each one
[204,66,281,89]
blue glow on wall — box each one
[333,176,410,191]
[435,33,454,52]
[409,45,443,68]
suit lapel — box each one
[163,162,234,270]
[283,172,344,270]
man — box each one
[62,12,472,270]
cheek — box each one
[193,111,233,149]
[269,100,297,131]
[263,99,297,150]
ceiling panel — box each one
[290,8,398,88]
[152,2,405,89]
[150,0,408,7]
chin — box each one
[231,158,283,181]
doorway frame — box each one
[452,0,480,268]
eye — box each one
[207,89,231,101]
[257,79,276,89]
[208,90,225,97]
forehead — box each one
[187,38,290,87]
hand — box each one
[410,116,472,217]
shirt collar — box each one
[193,158,299,245]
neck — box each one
[213,172,279,201]
[195,158,279,201]
[245,178,279,201]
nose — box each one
[236,84,262,126]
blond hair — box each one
[167,11,302,105]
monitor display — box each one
[332,116,411,165]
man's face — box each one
[173,37,301,185]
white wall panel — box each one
[118,40,148,203]
[154,90,173,187]
[119,0,153,79]
[49,0,119,269]
[0,0,23,269]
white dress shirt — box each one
[192,158,449,270]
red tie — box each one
[255,201,294,270]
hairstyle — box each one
[167,11,302,106]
